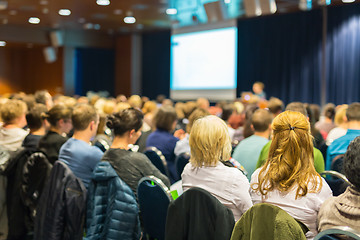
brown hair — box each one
[252,111,322,199]
[43,104,72,127]
[72,104,98,131]
[251,109,273,132]
[346,102,360,121]
[186,108,210,133]
[267,97,284,115]
[0,99,27,124]
[154,105,177,132]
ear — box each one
[250,124,255,131]
[129,129,135,137]
[89,120,96,131]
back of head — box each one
[251,109,273,132]
[186,108,210,133]
[254,111,320,199]
[309,104,320,122]
[346,102,360,122]
[189,115,231,167]
[0,99,27,125]
[343,136,360,191]
[183,101,197,119]
[196,98,210,110]
[323,103,336,120]
[154,105,177,132]
[285,102,307,117]
[45,104,72,127]
[142,101,157,115]
[26,104,48,131]
[267,97,284,115]
[34,90,50,105]
[221,104,235,122]
[106,108,143,136]
[128,95,142,109]
[334,104,348,125]
[72,104,98,131]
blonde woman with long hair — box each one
[250,111,332,239]
[182,115,252,221]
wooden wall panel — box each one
[114,35,132,97]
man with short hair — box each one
[59,104,103,188]
[326,102,360,170]
[232,109,272,180]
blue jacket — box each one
[85,161,141,240]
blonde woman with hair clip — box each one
[182,115,253,221]
[250,111,332,239]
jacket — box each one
[230,203,308,240]
[85,161,141,240]
[34,161,87,240]
[165,187,235,240]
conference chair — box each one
[231,203,308,240]
[320,171,350,196]
[137,176,173,240]
[165,187,235,240]
[175,152,190,178]
[314,226,360,240]
[331,155,344,173]
[144,147,170,178]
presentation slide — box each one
[170,24,237,101]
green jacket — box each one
[255,141,325,173]
[230,203,308,240]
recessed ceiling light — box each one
[96,0,110,6]
[166,8,177,15]
[0,1,8,10]
[124,16,136,24]
[58,9,71,16]
[28,17,40,24]
[342,0,354,3]
[0,41,6,47]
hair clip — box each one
[289,126,295,131]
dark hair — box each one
[309,104,320,122]
[343,136,360,190]
[34,90,50,105]
[251,109,273,132]
[346,102,360,121]
[106,108,143,136]
[26,104,48,131]
[323,103,336,120]
[221,104,235,122]
[43,104,72,127]
[72,104,98,131]
[285,102,308,117]
[154,105,177,132]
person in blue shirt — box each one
[59,104,103,188]
[326,102,360,170]
[232,109,272,180]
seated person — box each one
[174,108,210,157]
[22,103,49,151]
[59,104,103,188]
[256,102,325,173]
[0,99,28,151]
[318,136,360,232]
[232,109,272,181]
[250,111,332,239]
[182,115,253,221]
[326,104,348,146]
[38,104,72,164]
[101,108,170,196]
[146,105,185,182]
[326,102,360,170]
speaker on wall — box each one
[204,1,228,22]
[43,47,57,63]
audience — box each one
[256,102,325,174]
[101,108,170,196]
[232,109,272,180]
[315,103,336,138]
[326,104,348,146]
[22,103,48,151]
[38,104,72,164]
[59,104,103,188]
[250,111,332,239]
[326,102,360,170]
[267,97,284,118]
[146,105,185,182]
[318,136,360,232]
[182,115,253,221]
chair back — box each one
[175,152,190,178]
[137,176,173,240]
[230,203,308,240]
[314,226,360,240]
[320,171,350,196]
[165,187,235,240]
[144,147,170,177]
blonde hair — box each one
[0,99,27,124]
[252,111,322,199]
[142,101,157,115]
[189,115,231,167]
[128,95,142,109]
[334,104,348,125]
